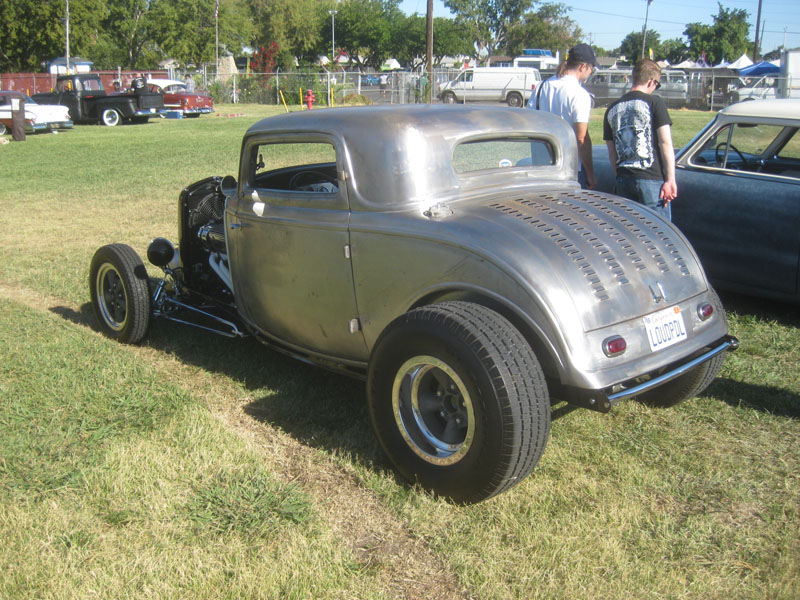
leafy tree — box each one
[444,0,535,60]
[392,15,473,68]
[616,29,661,61]
[505,3,582,58]
[0,0,107,72]
[330,0,401,69]
[684,4,750,64]
[148,0,253,68]
[249,0,323,68]
[660,38,689,64]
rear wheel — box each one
[101,108,121,127]
[0,123,6,135]
[367,301,550,503]
[506,92,523,107]
[89,244,151,343]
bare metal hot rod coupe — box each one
[89,105,737,503]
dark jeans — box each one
[615,175,671,221]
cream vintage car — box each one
[89,105,737,503]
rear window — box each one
[452,138,555,174]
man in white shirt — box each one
[528,44,598,189]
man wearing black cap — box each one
[527,43,598,189]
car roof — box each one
[147,79,185,87]
[720,98,800,120]
[245,104,578,208]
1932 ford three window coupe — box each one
[89,105,737,503]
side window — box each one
[250,141,339,194]
[453,138,555,173]
[777,129,800,160]
[465,71,474,83]
[729,123,784,157]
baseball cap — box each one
[568,43,599,67]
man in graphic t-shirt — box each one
[603,59,677,220]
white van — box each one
[438,67,541,107]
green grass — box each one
[1,104,798,599]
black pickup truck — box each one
[33,74,164,126]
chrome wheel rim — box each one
[96,264,127,331]
[392,356,475,465]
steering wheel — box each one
[288,170,337,190]
[715,142,747,167]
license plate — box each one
[643,305,687,352]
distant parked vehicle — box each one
[438,67,541,107]
[0,91,72,135]
[585,69,687,108]
[32,73,164,126]
[147,78,213,117]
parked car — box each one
[594,98,800,304]
[585,69,688,108]
[147,78,213,117]
[361,74,379,86]
[89,105,736,503]
[32,74,163,126]
[0,91,73,134]
[438,67,541,107]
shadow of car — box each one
[594,98,800,304]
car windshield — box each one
[453,137,555,174]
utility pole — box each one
[426,0,433,103]
[65,0,70,74]
[754,0,763,61]
[641,0,653,60]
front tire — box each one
[441,92,457,104]
[101,108,121,127]
[367,301,550,503]
[89,244,151,343]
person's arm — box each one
[574,122,596,188]
[605,140,618,177]
[656,124,677,201]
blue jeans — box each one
[614,176,671,221]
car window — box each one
[778,129,800,160]
[452,138,555,173]
[691,123,782,168]
[250,141,339,194]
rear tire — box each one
[89,244,151,343]
[367,301,550,503]
[634,352,725,408]
[101,108,121,127]
[506,92,523,107]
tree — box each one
[0,0,107,72]
[660,38,689,64]
[684,4,750,64]
[392,15,473,68]
[444,0,535,60]
[616,29,661,61]
[505,3,583,58]
[329,0,400,69]
[249,0,323,68]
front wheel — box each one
[101,108,121,127]
[89,244,151,343]
[441,92,457,104]
[367,301,550,503]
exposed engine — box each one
[145,176,244,338]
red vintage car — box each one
[147,78,213,117]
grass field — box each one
[1,103,798,599]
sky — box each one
[397,0,800,58]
